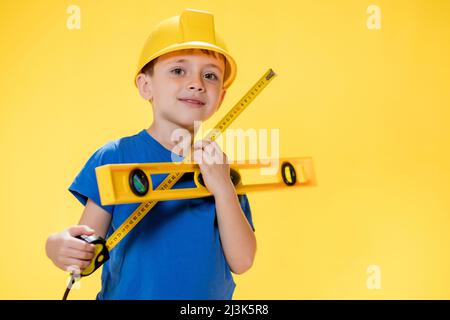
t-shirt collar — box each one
[139,129,185,162]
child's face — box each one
[138,49,227,130]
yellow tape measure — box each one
[63,70,280,299]
[105,68,277,251]
[96,157,316,204]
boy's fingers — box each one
[193,141,227,165]
[193,147,206,164]
[209,140,220,150]
[193,139,211,150]
[193,139,207,148]
[203,152,214,165]
[204,142,215,154]
[194,141,214,158]
[65,248,95,261]
[193,150,203,165]
[212,141,226,158]
[66,265,81,275]
[62,257,90,271]
[212,143,228,163]
[205,143,226,164]
[68,225,95,237]
[194,149,214,165]
[67,238,96,252]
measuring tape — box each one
[64,68,283,299]
[62,234,109,300]
[95,157,316,204]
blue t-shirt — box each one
[68,129,254,300]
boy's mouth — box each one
[178,98,205,108]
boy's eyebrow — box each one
[167,58,222,71]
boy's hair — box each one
[141,48,226,78]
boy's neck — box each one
[146,120,195,156]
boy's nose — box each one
[188,85,204,92]
[187,74,205,92]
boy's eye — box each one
[170,67,185,75]
[204,73,219,81]
[170,67,219,81]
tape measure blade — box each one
[207,69,277,140]
[139,162,198,174]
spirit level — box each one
[96,157,316,204]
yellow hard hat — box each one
[134,8,237,89]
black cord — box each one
[62,275,76,300]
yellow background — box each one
[1,0,449,299]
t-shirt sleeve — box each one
[68,141,119,215]
[238,194,255,232]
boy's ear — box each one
[136,73,153,102]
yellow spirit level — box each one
[95,157,316,204]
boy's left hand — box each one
[192,139,234,197]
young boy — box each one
[45,8,256,300]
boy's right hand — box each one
[45,225,97,273]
